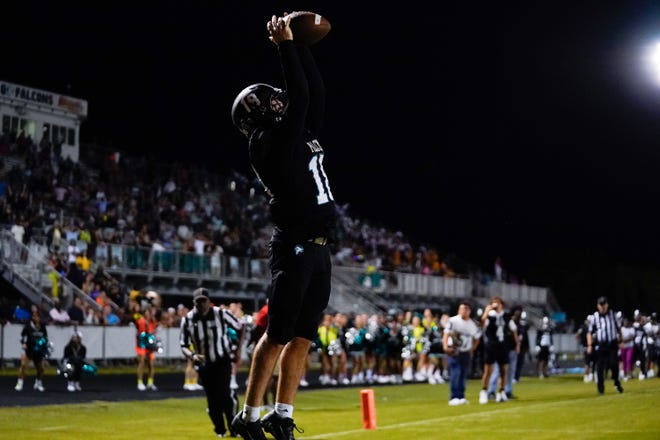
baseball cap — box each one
[597,296,608,305]
[193,288,210,301]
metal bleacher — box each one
[2,226,559,326]
[0,229,100,313]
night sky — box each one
[4,1,660,317]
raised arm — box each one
[268,14,308,144]
[296,44,325,136]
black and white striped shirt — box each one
[180,306,242,363]
[590,309,620,349]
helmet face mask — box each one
[232,83,289,137]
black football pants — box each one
[595,345,620,393]
[198,359,237,436]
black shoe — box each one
[230,413,266,440]
[261,410,303,440]
[616,383,624,394]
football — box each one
[287,11,331,45]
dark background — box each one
[3,1,660,319]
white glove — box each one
[534,345,541,354]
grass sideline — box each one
[1,374,659,439]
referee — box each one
[180,288,244,437]
[587,296,623,395]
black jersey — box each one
[483,311,507,346]
[249,41,336,243]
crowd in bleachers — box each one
[0,132,473,326]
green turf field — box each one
[1,375,659,439]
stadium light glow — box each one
[643,41,660,85]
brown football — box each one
[287,11,331,45]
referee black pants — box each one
[595,344,621,394]
[198,359,237,435]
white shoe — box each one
[583,374,590,383]
[67,382,76,392]
[183,383,192,391]
[137,382,147,391]
[428,375,437,385]
[192,383,204,391]
[459,398,468,405]
[647,369,655,378]
[497,391,508,402]
[402,368,413,382]
[34,381,45,392]
[414,371,426,382]
[74,382,82,391]
[340,377,350,386]
[230,376,239,390]
[14,379,23,391]
[448,398,462,406]
[299,378,309,387]
[479,390,488,404]
[146,383,158,391]
[639,373,646,381]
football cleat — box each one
[261,410,303,440]
[230,413,266,440]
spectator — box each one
[49,298,71,325]
[84,306,101,325]
[67,239,80,265]
[494,256,504,281]
[67,262,85,290]
[102,304,120,326]
[443,301,481,405]
[75,250,92,274]
[67,296,86,325]
[47,222,63,254]
[81,272,95,296]
[11,218,26,244]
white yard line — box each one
[300,395,622,439]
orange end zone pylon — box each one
[360,388,377,430]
